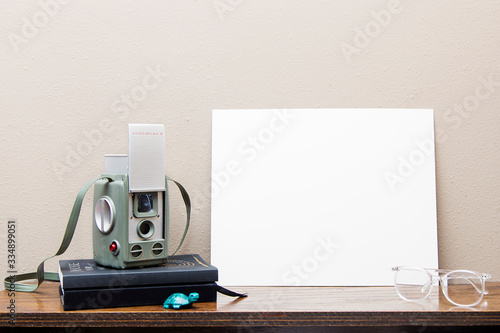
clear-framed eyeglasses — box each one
[392,266,491,307]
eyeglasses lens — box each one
[444,272,483,306]
[395,268,431,301]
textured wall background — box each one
[0,0,499,285]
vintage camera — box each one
[92,124,170,269]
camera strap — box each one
[166,176,191,256]
[4,175,192,293]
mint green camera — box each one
[92,173,170,269]
[92,124,172,269]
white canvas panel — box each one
[211,109,438,286]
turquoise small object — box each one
[163,292,199,309]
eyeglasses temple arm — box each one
[420,279,433,294]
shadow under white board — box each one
[211,109,438,286]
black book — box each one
[59,282,218,311]
[58,254,218,290]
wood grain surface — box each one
[1,282,499,328]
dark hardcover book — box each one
[59,282,218,310]
[58,254,218,290]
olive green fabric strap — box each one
[4,176,113,292]
[167,176,191,256]
[4,176,191,292]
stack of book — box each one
[58,254,219,310]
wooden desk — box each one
[1,282,500,331]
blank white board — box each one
[211,109,438,286]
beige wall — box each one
[1,0,499,284]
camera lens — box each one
[137,194,154,213]
[137,219,155,239]
[139,222,151,235]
